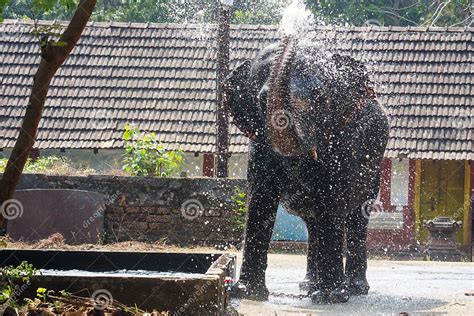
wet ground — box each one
[235,254,474,315]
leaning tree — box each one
[0,0,97,226]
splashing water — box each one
[276,0,377,77]
[277,0,333,58]
[278,0,315,37]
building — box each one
[0,20,472,252]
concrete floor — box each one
[234,254,474,315]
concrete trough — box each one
[0,249,236,314]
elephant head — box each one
[225,36,375,159]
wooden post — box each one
[203,153,215,177]
[414,159,422,242]
[406,159,417,245]
[215,2,231,178]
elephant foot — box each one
[230,281,269,301]
[310,285,349,304]
[299,278,316,292]
[346,277,370,296]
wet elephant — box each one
[224,37,389,304]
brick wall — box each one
[16,174,247,246]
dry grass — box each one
[0,234,236,254]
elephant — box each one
[224,36,390,304]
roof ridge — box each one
[1,19,219,30]
[1,19,473,33]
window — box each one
[390,159,409,206]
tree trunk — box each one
[0,0,97,227]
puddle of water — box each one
[39,269,205,278]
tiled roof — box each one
[0,20,472,160]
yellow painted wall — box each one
[419,160,465,244]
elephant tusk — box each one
[311,147,318,160]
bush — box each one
[230,186,248,231]
[0,156,94,176]
[0,261,38,307]
[122,124,184,177]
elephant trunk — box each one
[266,36,303,156]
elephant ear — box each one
[331,54,372,122]
[224,61,263,140]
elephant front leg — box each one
[310,212,349,304]
[299,216,318,293]
[345,206,370,295]
[236,186,280,300]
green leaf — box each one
[33,0,57,12]
[123,130,132,141]
[52,40,67,47]
[59,0,77,10]
[37,287,47,298]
